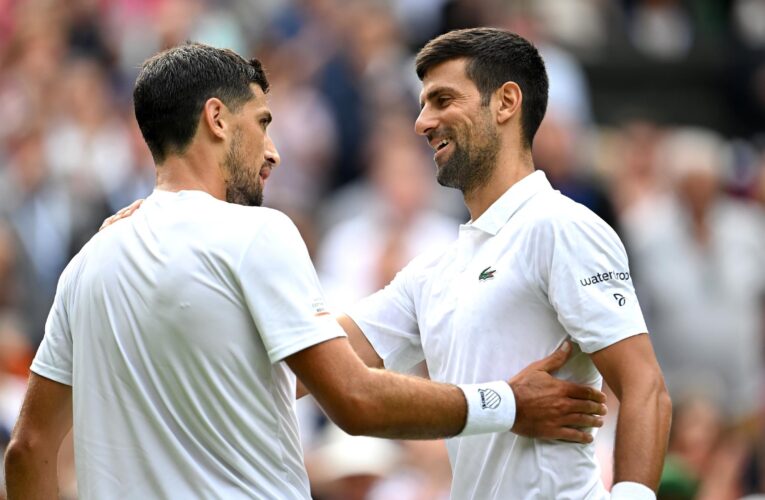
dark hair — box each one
[415,28,548,148]
[133,43,269,163]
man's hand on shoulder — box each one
[99,199,144,231]
[509,341,607,443]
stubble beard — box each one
[436,115,500,195]
[223,129,264,207]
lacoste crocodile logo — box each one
[479,266,496,281]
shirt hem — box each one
[268,324,347,363]
[579,327,648,354]
[30,361,73,386]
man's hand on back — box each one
[100,199,144,231]
[509,341,607,443]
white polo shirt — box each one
[348,171,647,500]
[32,189,346,500]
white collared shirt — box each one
[32,190,345,499]
[348,171,647,500]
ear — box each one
[496,81,522,125]
[201,97,228,141]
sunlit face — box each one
[222,84,280,207]
[415,58,500,194]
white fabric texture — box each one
[32,189,345,499]
[348,171,648,500]
[610,481,656,500]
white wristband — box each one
[457,381,516,436]
[610,481,656,500]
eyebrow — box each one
[419,86,455,109]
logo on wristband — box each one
[478,388,500,409]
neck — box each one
[154,146,226,201]
[463,146,535,221]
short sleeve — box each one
[346,263,424,373]
[544,210,648,354]
[31,259,78,386]
[238,211,345,363]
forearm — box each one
[4,442,59,500]
[325,368,469,439]
[289,337,514,441]
[296,315,384,400]
[613,383,672,489]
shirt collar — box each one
[467,170,552,235]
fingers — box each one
[560,413,604,429]
[566,399,608,417]
[547,426,594,444]
[99,199,144,231]
[99,215,117,231]
[127,199,144,211]
[561,382,607,404]
[534,340,573,373]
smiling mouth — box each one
[436,139,450,151]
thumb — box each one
[535,340,573,373]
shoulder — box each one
[518,190,624,255]
[233,207,311,263]
[54,245,91,301]
[201,202,300,241]
[209,201,292,226]
[527,189,614,229]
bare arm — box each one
[336,314,383,369]
[333,315,608,443]
[295,314,382,399]
[591,333,672,492]
[287,336,465,439]
[289,332,606,442]
[4,373,73,500]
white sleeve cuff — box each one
[457,381,516,436]
[610,481,656,500]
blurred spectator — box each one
[625,0,694,60]
[106,114,155,213]
[44,58,134,207]
[65,0,115,66]
[306,425,402,500]
[529,0,610,54]
[0,312,31,498]
[306,424,452,500]
[0,221,20,311]
[659,396,753,500]
[262,44,338,211]
[500,4,594,127]
[0,2,66,143]
[626,127,765,424]
[609,121,667,217]
[1,126,105,343]
[317,114,458,308]
[533,112,619,231]
[371,440,452,500]
[0,313,30,438]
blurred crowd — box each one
[1,0,765,499]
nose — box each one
[265,134,280,167]
[414,105,437,137]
